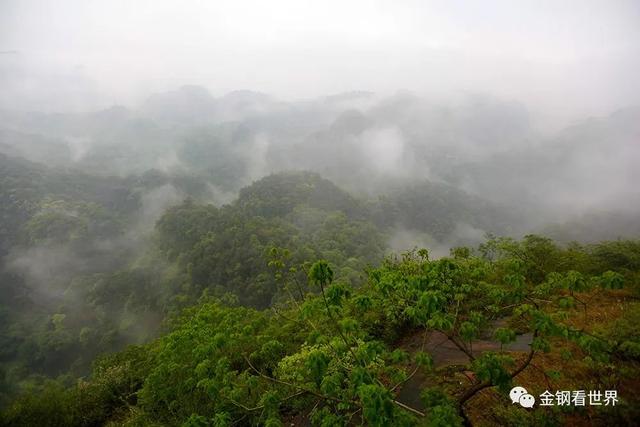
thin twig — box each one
[392,399,425,417]
[391,329,429,392]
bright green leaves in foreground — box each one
[309,260,335,287]
[358,384,397,427]
[3,235,639,426]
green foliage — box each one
[357,384,395,426]
[1,345,150,426]
[494,327,517,346]
[420,388,463,427]
[598,270,625,289]
[425,404,463,427]
[306,350,330,387]
[472,353,514,392]
[309,261,334,287]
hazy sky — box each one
[2,0,639,117]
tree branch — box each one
[243,355,348,405]
[446,332,476,362]
[458,330,538,407]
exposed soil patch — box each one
[395,326,533,410]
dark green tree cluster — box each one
[154,172,385,308]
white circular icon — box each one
[509,386,528,404]
[519,393,535,408]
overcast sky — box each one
[2,0,639,118]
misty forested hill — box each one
[456,106,640,215]
[0,88,639,426]
[2,87,638,224]
[1,150,518,408]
